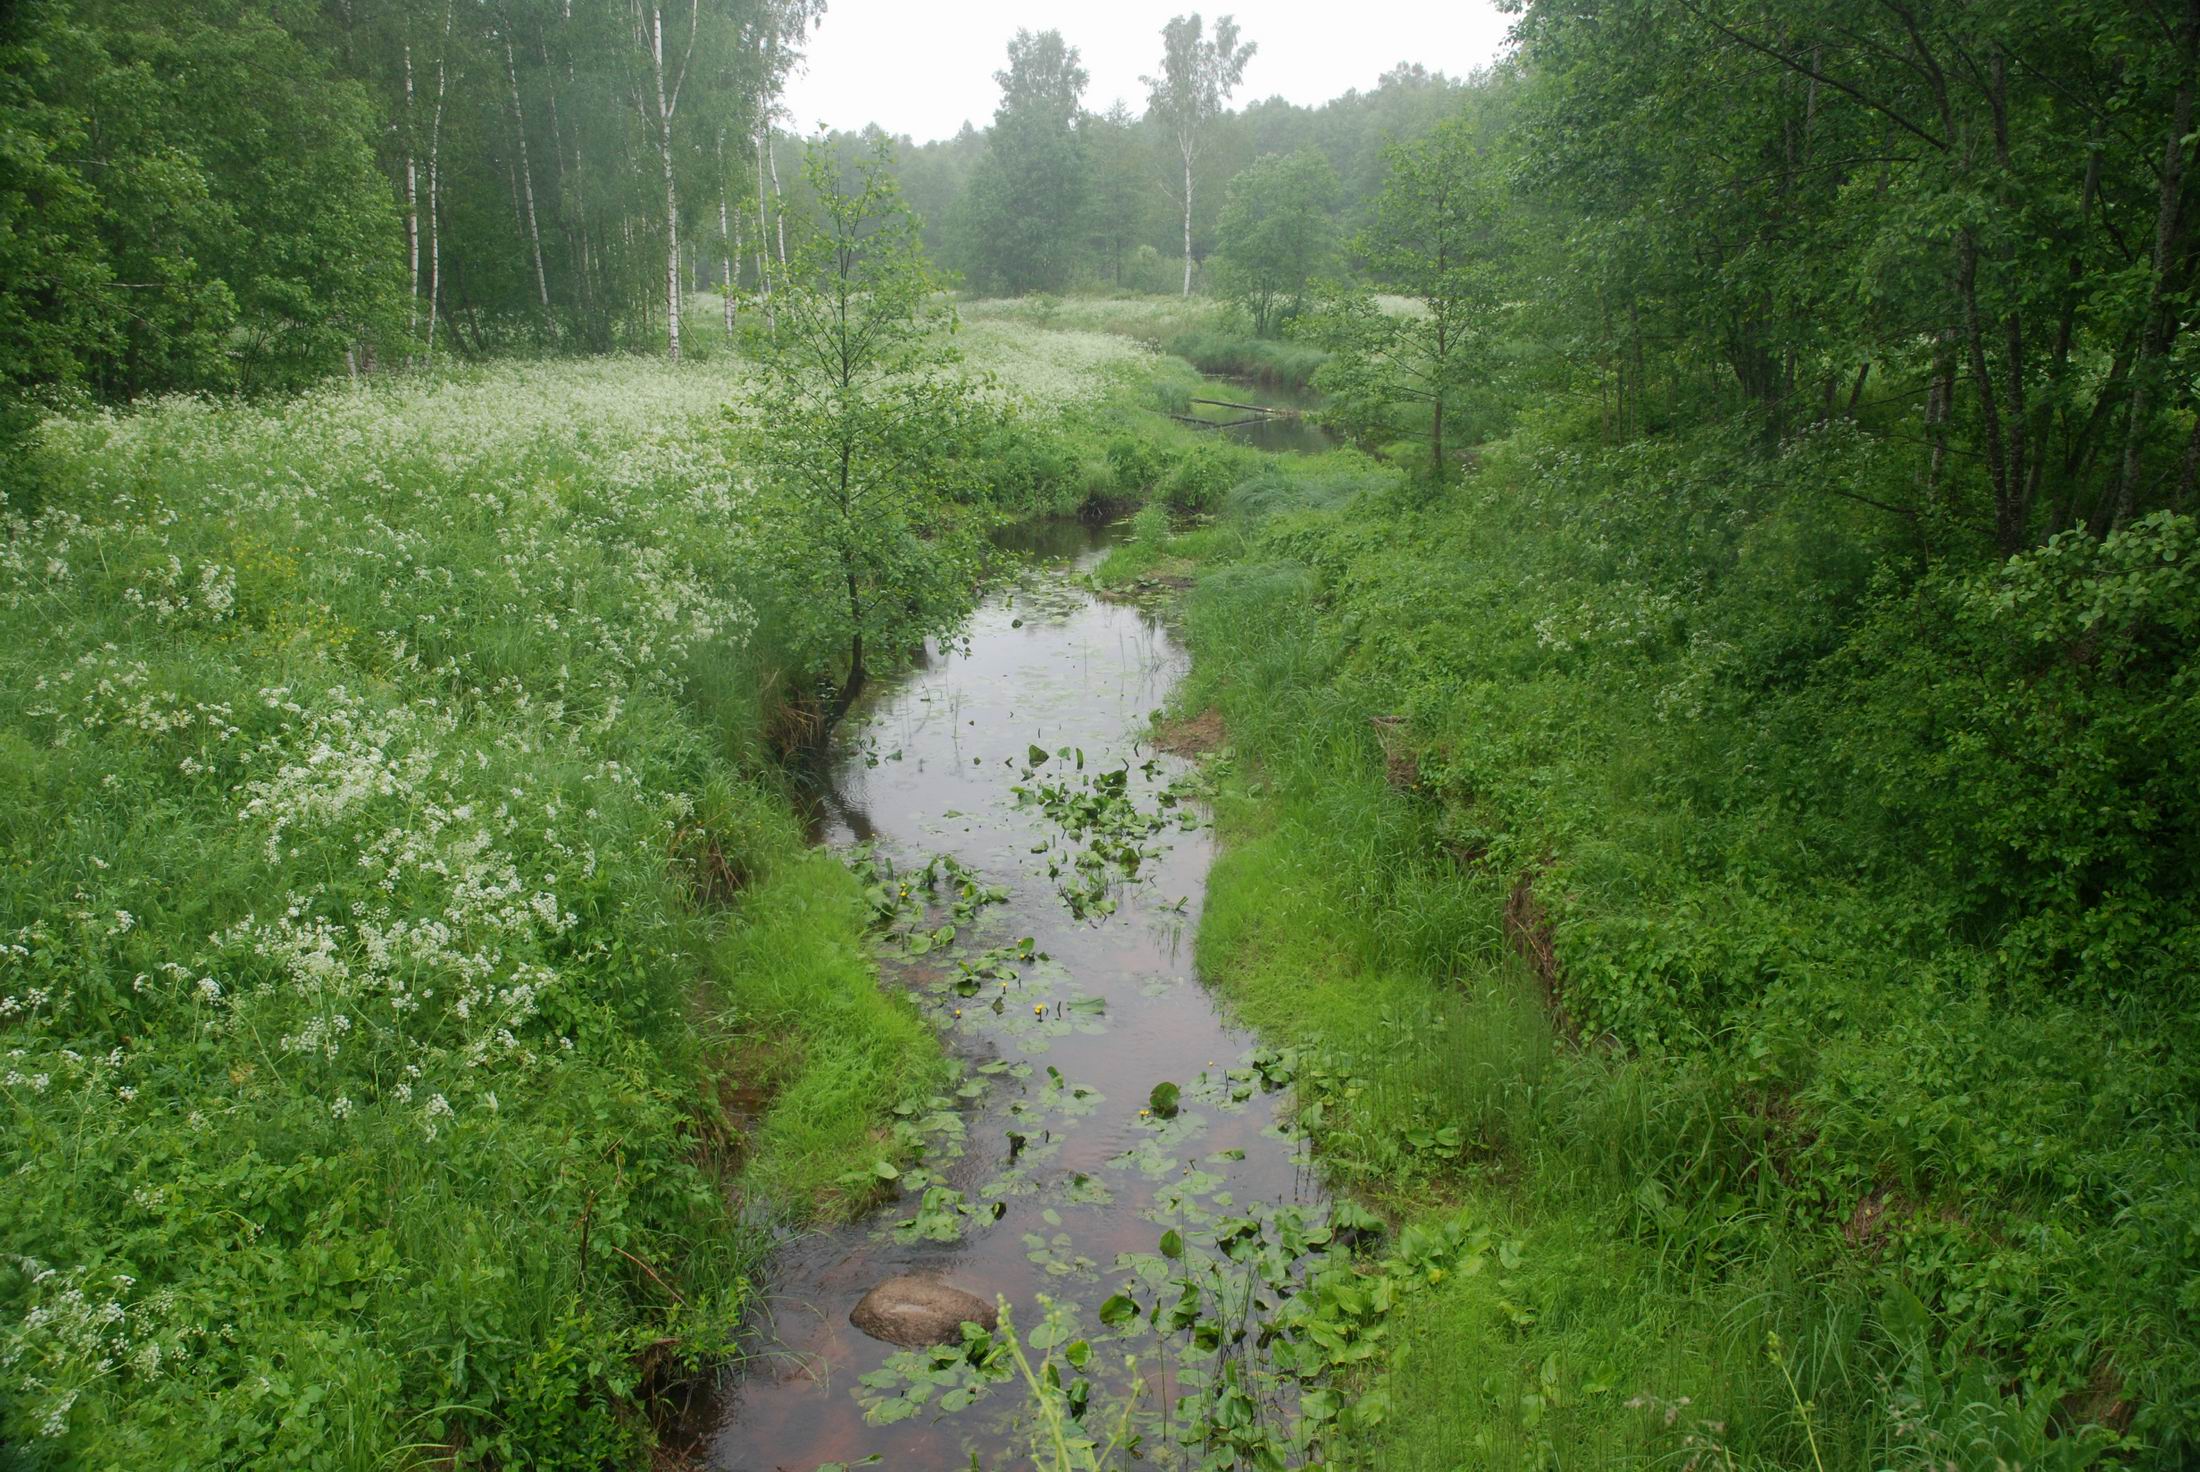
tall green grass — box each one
[1165,434,2171,1464]
[1162,328,1328,391]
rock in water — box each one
[849,1277,998,1347]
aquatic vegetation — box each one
[1013,759,1205,920]
[856,1200,1493,1469]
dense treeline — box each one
[1352,0,2200,986]
[1504,0,2200,553]
[0,0,806,458]
[867,1,2200,554]
[801,53,1470,296]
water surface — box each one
[704,522,1319,1471]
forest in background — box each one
[5,0,2200,1467]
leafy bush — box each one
[1817,513,2200,997]
[1158,441,1243,512]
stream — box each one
[700,517,1326,1471]
[1184,377,1332,456]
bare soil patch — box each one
[1155,707,1226,756]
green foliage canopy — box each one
[956,29,1090,295]
[1210,148,1338,336]
[733,138,995,729]
[1310,111,1504,476]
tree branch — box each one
[1673,0,1948,152]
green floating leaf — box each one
[871,1161,901,1181]
[1027,743,1050,765]
[1098,1292,1140,1327]
[1148,1081,1181,1118]
[1159,1227,1184,1260]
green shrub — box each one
[1815,512,2200,997]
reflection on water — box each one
[1189,376,1333,456]
[704,524,1320,1472]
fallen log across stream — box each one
[1171,412,1274,431]
[1187,395,1301,416]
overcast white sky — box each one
[778,2,1516,145]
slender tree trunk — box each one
[540,26,598,344]
[425,1,451,360]
[503,31,550,311]
[1181,148,1194,296]
[403,40,420,339]
[506,151,524,244]
[718,134,737,335]
[1924,328,1955,497]
[768,130,788,268]
[1957,229,2019,553]
[645,1,687,362]
[539,34,567,197]
[662,149,681,361]
[828,565,866,729]
[2102,0,2198,533]
[755,126,775,330]
[1985,57,2031,542]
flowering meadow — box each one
[0,337,1151,1467]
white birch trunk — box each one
[644,0,697,362]
[755,127,774,329]
[718,134,737,335]
[661,146,681,361]
[503,32,550,310]
[1182,150,1194,296]
[767,130,788,267]
[404,41,420,338]
[425,1,451,360]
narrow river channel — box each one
[702,518,1324,1471]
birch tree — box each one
[716,127,740,334]
[1308,113,1501,478]
[402,35,420,335]
[1142,13,1254,296]
[499,14,549,310]
[424,0,452,358]
[732,138,993,731]
[636,0,700,360]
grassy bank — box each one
[1138,423,2197,1465]
[0,329,1147,1466]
